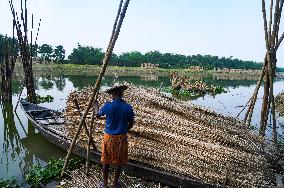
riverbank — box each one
[14,63,284,79]
[15,63,186,77]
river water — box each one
[1,74,284,186]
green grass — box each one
[0,178,21,188]
[25,158,83,188]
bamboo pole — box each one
[60,0,131,177]
[14,83,24,112]
[107,0,123,54]
[260,68,270,135]
[73,98,97,150]
[243,65,265,123]
[275,32,284,50]
[272,0,280,45]
[262,0,270,49]
[266,52,277,144]
[86,100,99,175]
[276,1,283,39]
[268,0,274,38]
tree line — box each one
[0,34,66,63]
[2,34,283,71]
[67,44,272,71]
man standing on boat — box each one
[96,83,135,188]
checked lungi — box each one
[101,133,128,165]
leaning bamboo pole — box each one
[72,98,97,150]
[86,100,98,175]
[242,63,265,123]
[61,0,131,177]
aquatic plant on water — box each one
[161,85,225,100]
[23,94,54,104]
[161,87,201,100]
[36,94,54,103]
[0,178,21,188]
[212,85,226,94]
[25,158,82,188]
[170,72,226,95]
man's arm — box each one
[96,103,107,120]
[127,119,134,131]
[127,106,135,131]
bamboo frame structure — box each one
[61,0,131,177]
[9,0,41,103]
[242,0,284,142]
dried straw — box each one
[62,164,167,188]
[275,92,284,116]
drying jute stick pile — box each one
[64,84,274,187]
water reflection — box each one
[20,131,66,162]
[54,76,66,91]
[39,77,54,90]
[11,80,23,95]
[140,75,159,81]
[0,102,66,185]
[10,74,265,96]
[1,102,25,180]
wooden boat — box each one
[20,99,226,188]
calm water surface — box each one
[1,74,284,185]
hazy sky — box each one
[0,0,283,66]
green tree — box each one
[65,43,269,71]
[38,44,53,62]
[53,45,65,63]
[0,34,19,59]
[145,51,162,65]
[115,51,145,67]
[68,44,104,65]
[29,44,39,57]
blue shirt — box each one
[98,98,134,135]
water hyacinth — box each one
[64,84,274,187]
[170,72,226,95]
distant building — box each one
[188,66,204,71]
[141,63,159,69]
[215,68,262,74]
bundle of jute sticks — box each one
[64,85,274,187]
[62,164,167,188]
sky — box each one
[0,0,283,66]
